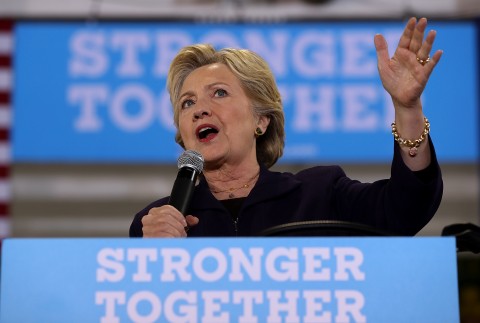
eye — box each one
[181,99,195,109]
[214,89,228,98]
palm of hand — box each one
[375,17,443,109]
[380,47,431,108]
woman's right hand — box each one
[141,205,199,238]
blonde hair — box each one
[167,44,285,168]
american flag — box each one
[0,20,12,240]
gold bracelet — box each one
[391,117,430,157]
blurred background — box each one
[0,0,479,321]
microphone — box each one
[168,150,204,215]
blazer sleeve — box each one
[332,137,443,235]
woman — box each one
[129,17,443,238]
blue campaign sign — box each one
[1,237,459,322]
[12,21,478,163]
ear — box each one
[256,115,271,133]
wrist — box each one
[391,117,430,157]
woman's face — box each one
[177,63,269,169]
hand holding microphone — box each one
[142,150,203,238]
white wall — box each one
[0,0,478,19]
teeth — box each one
[198,126,216,139]
[199,127,212,133]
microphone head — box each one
[177,150,204,173]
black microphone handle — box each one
[168,167,198,215]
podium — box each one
[1,237,459,322]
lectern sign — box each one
[1,237,459,322]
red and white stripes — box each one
[0,20,12,239]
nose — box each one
[193,107,212,120]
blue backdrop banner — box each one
[13,21,478,163]
[1,237,459,322]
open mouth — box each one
[197,125,219,141]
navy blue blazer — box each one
[129,140,442,237]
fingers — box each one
[396,17,441,69]
[374,34,390,66]
[424,49,443,75]
[414,21,442,74]
[431,49,443,64]
[408,17,428,53]
[397,17,435,57]
[397,17,417,50]
[416,29,436,62]
[142,205,189,238]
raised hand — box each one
[374,17,443,110]
[374,17,442,170]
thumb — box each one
[374,34,390,67]
[185,215,200,227]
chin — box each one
[202,150,228,168]
[202,150,224,163]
